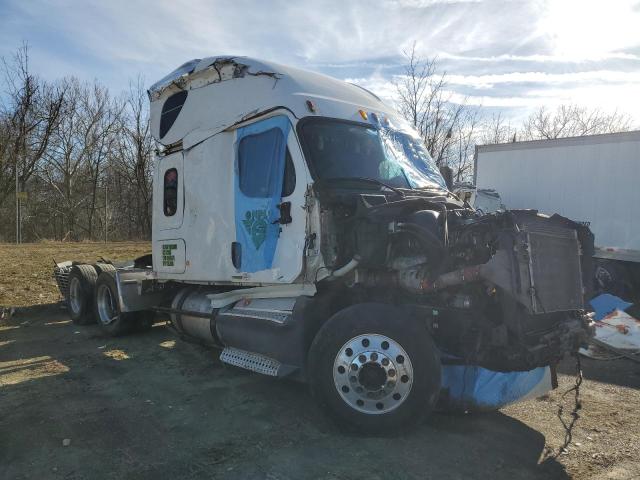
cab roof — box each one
[149,56,399,148]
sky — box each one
[2,0,640,125]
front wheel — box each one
[308,303,441,433]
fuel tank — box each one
[170,288,218,344]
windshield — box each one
[299,118,447,190]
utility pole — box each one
[15,154,20,244]
[104,172,108,243]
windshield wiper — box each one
[320,177,406,197]
[412,185,453,195]
[395,185,463,205]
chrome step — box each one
[219,347,281,376]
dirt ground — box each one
[1,243,639,479]
[0,242,150,307]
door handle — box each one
[273,201,292,225]
[231,242,242,269]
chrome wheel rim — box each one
[69,277,82,314]
[96,284,118,325]
[333,334,413,415]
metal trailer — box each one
[475,131,640,298]
[54,57,594,433]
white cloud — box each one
[346,70,640,118]
[445,70,640,89]
[538,0,640,61]
[439,52,640,63]
[1,0,639,124]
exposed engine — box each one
[315,186,594,372]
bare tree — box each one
[109,77,154,238]
[481,112,517,145]
[82,84,123,238]
[0,44,153,242]
[41,78,122,239]
[521,104,633,140]
[395,43,471,178]
[451,108,481,182]
[0,44,64,240]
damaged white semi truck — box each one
[55,57,594,432]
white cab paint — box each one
[149,56,411,285]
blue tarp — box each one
[440,364,549,410]
[589,293,632,321]
[234,116,291,272]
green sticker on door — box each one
[162,243,178,267]
[242,209,268,249]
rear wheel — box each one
[95,262,116,275]
[308,303,441,433]
[94,271,155,336]
[67,265,98,325]
[94,271,132,336]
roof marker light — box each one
[358,109,368,120]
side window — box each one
[282,148,296,197]
[163,168,178,216]
[238,128,286,198]
[160,91,188,138]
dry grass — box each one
[0,241,150,307]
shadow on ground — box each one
[0,304,568,480]
[556,352,640,390]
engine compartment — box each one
[314,184,594,372]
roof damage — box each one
[148,57,281,101]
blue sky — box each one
[2,0,640,125]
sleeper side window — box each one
[238,128,287,198]
[160,91,188,138]
[163,168,178,216]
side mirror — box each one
[439,165,454,191]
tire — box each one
[308,303,441,433]
[93,271,156,336]
[94,271,134,336]
[94,262,116,275]
[67,264,98,325]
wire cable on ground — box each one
[554,354,583,457]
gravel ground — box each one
[0,242,638,479]
[1,305,638,480]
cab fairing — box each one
[149,56,401,149]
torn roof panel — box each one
[147,59,201,100]
[148,56,396,147]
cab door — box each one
[233,115,307,282]
[153,151,186,274]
